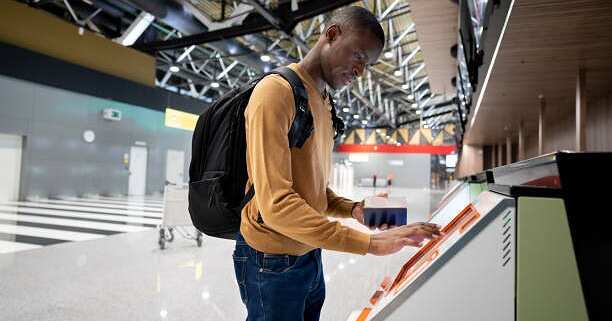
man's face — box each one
[320,25,383,90]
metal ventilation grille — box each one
[501,209,513,267]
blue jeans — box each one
[233,234,325,321]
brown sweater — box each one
[240,63,371,256]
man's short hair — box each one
[327,6,385,47]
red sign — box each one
[336,144,456,155]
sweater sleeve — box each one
[245,75,370,255]
[324,187,358,218]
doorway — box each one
[165,149,185,185]
[128,146,148,196]
[0,133,23,202]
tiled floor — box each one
[0,187,445,321]
[0,196,162,254]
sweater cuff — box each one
[335,199,357,218]
[343,229,371,255]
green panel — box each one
[468,182,486,201]
[517,197,588,321]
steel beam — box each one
[137,0,359,52]
[379,0,402,21]
[400,46,420,67]
[392,23,415,46]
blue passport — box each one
[363,196,408,228]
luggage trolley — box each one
[159,184,203,249]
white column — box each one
[506,136,512,165]
[538,95,546,155]
[518,120,525,160]
[576,68,587,151]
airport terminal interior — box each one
[1,0,611,320]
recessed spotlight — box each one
[260,54,271,62]
[211,82,220,88]
[384,51,394,59]
[361,120,368,125]
[402,84,410,90]
[353,114,360,119]
[408,94,414,100]
[169,65,179,73]
[416,109,422,115]
[342,107,350,113]
[394,70,402,77]
[411,103,418,108]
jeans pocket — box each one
[232,255,248,304]
[262,254,297,273]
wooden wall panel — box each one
[0,1,155,86]
[456,144,483,178]
[464,0,612,146]
[407,0,458,96]
[521,90,612,156]
[586,92,612,151]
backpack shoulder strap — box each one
[272,67,313,149]
[328,97,345,139]
[237,67,312,210]
[272,67,309,103]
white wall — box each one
[332,153,431,189]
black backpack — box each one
[188,67,344,239]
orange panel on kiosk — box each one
[389,204,480,294]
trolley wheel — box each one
[158,228,166,250]
[167,227,175,242]
[196,233,203,247]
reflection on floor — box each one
[0,196,162,254]
[0,187,444,321]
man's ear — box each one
[325,24,341,43]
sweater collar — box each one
[291,63,328,100]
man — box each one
[234,6,442,321]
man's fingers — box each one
[401,238,421,247]
[375,192,389,198]
[410,223,442,236]
[396,225,441,239]
[379,223,389,230]
[415,226,442,238]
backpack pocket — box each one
[188,171,240,239]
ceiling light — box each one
[416,109,422,115]
[260,54,271,62]
[394,70,402,77]
[342,107,350,113]
[169,65,179,73]
[402,84,410,90]
[211,82,220,88]
[361,120,368,125]
[384,51,394,59]
[408,94,414,100]
[411,103,418,108]
[353,114,360,119]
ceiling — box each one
[464,0,612,145]
[408,0,458,97]
[18,0,464,136]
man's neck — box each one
[299,47,327,95]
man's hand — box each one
[367,223,442,256]
[351,192,390,230]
